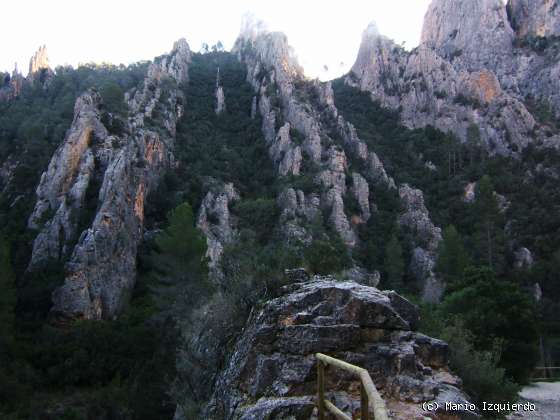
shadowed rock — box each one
[202,277,472,419]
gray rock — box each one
[351,172,371,222]
[28,39,192,320]
[398,185,443,302]
[349,3,560,155]
[421,0,514,73]
[340,266,380,287]
[203,277,471,419]
[514,247,534,268]
[508,0,560,38]
[463,182,477,203]
[197,182,239,275]
[215,68,226,115]
[28,45,54,85]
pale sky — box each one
[1,0,432,81]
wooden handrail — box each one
[316,353,390,420]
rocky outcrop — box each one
[398,184,443,303]
[349,1,560,154]
[27,39,192,320]
[234,18,396,249]
[514,246,534,269]
[277,188,320,245]
[351,172,371,223]
[0,64,24,101]
[28,45,54,85]
[270,123,302,176]
[215,68,226,115]
[204,277,472,419]
[421,0,514,73]
[27,90,109,266]
[508,0,560,38]
[197,182,239,276]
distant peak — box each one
[172,38,191,54]
[29,45,50,75]
[238,12,269,42]
[364,21,380,38]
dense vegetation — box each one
[0,48,557,418]
[333,80,559,404]
[0,63,181,419]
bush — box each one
[304,234,352,275]
[441,320,520,407]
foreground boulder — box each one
[201,276,473,419]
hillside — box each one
[0,1,559,419]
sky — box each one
[1,0,432,81]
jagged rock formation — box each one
[421,0,515,73]
[508,0,560,38]
[514,246,534,269]
[277,187,320,245]
[27,39,192,320]
[398,185,444,303]
[197,181,239,276]
[215,68,226,115]
[348,0,560,155]
[1,45,54,100]
[0,64,24,101]
[28,45,54,84]
[233,18,395,249]
[203,277,472,419]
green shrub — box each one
[441,320,520,407]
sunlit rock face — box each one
[202,277,472,420]
[231,17,400,252]
[508,0,560,38]
[197,181,239,279]
[1,46,53,100]
[349,0,560,155]
[27,45,55,85]
[398,184,444,303]
[27,40,192,321]
[421,0,515,73]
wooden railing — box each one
[316,353,389,420]
[532,366,560,381]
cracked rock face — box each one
[197,182,239,276]
[28,45,54,85]
[421,0,514,73]
[233,20,401,253]
[277,188,320,245]
[27,40,192,321]
[508,0,560,38]
[203,278,471,420]
[349,1,560,155]
[28,90,109,268]
[215,68,226,115]
[398,185,443,303]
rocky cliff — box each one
[202,275,472,420]
[508,0,560,38]
[27,39,192,320]
[0,45,53,101]
[28,45,54,85]
[349,0,560,155]
[233,18,397,252]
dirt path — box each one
[507,382,560,419]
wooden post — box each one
[361,382,370,420]
[318,360,325,420]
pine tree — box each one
[442,266,539,383]
[150,203,210,314]
[437,225,470,290]
[473,175,505,273]
[385,234,404,289]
